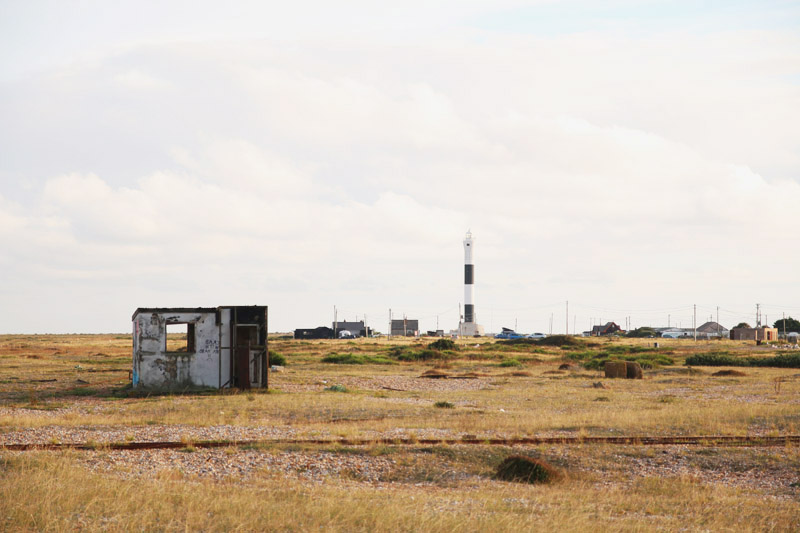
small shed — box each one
[132,306,268,390]
[730,326,779,342]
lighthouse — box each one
[461,231,485,337]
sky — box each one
[1,0,799,334]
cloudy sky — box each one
[1,0,798,334]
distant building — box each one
[730,327,779,342]
[332,321,372,338]
[391,319,419,336]
[696,321,729,339]
[294,326,334,340]
[660,328,692,338]
[590,322,622,336]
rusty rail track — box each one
[3,435,799,451]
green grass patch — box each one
[269,351,287,366]
[386,346,452,362]
[321,353,395,365]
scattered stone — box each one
[558,363,575,370]
[592,381,607,389]
[270,365,284,372]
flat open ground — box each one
[1,334,799,531]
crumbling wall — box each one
[133,311,221,389]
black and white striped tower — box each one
[464,231,475,324]
[461,231,485,336]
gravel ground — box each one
[274,374,496,393]
[2,444,796,497]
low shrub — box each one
[322,353,394,365]
[434,401,455,409]
[686,352,800,368]
[269,351,286,366]
[388,346,451,362]
[324,384,348,392]
[499,359,523,367]
[535,335,583,347]
[428,338,458,351]
[495,455,562,484]
[571,349,674,370]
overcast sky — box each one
[1,0,798,334]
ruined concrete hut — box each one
[132,306,268,390]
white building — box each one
[132,306,268,390]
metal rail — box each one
[3,435,799,451]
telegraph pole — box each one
[566,300,569,335]
[693,304,697,342]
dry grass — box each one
[1,334,800,531]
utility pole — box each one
[717,306,720,337]
[693,304,697,342]
[549,313,553,336]
[566,300,569,335]
[388,308,392,339]
[364,314,368,338]
[334,305,338,339]
[783,312,786,338]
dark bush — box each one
[685,352,800,368]
[388,346,450,361]
[685,353,740,366]
[495,456,562,484]
[428,338,457,351]
[269,351,286,366]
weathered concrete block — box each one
[625,361,643,379]
[604,361,627,378]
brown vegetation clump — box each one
[558,363,575,370]
[420,369,449,379]
[712,370,747,377]
[604,361,627,378]
[495,455,563,484]
[604,361,643,379]
[626,361,643,379]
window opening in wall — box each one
[166,323,196,353]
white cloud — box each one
[1,5,799,333]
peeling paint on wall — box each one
[131,306,268,390]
